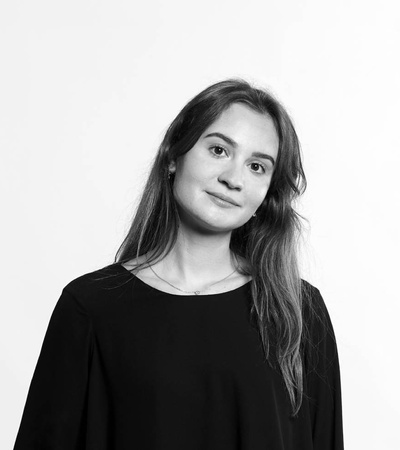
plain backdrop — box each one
[1,0,399,448]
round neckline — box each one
[117,263,251,298]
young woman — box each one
[14,79,344,449]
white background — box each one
[1,1,399,448]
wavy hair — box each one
[115,79,307,415]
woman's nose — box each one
[217,164,244,191]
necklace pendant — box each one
[194,290,200,295]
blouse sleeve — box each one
[303,286,344,450]
[14,287,93,450]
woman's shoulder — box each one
[301,279,331,326]
[61,263,134,309]
[300,280,339,368]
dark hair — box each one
[115,78,307,415]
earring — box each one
[252,212,257,217]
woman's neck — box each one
[154,227,236,287]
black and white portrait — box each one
[2,1,399,449]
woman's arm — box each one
[14,288,93,449]
[303,284,344,450]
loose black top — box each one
[14,263,344,449]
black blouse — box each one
[14,263,344,449]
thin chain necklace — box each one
[147,262,238,295]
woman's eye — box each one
[210,145,228,157]
[250,162,266,174]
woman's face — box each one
[170,103,279,234]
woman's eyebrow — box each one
[204,132,275,166]
[204,132,238,148]
[252,152,275,166]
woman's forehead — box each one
[201,104,279,153]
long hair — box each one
[115,79,307,415]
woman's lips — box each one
[206,192,240,208]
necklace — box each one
[147,262,238,295]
